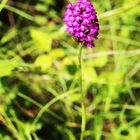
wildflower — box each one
[64,0,99,48]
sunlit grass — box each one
[0,0,140,140]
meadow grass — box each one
[0,0,140,140]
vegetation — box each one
[0,0,140,139]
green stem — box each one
[79,44,86,140]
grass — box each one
[0,0,140,140]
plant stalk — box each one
[78,44,86,140]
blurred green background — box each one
[0,0,140,140]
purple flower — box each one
[64,0,99,48]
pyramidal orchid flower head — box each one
[64,0,99,48]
